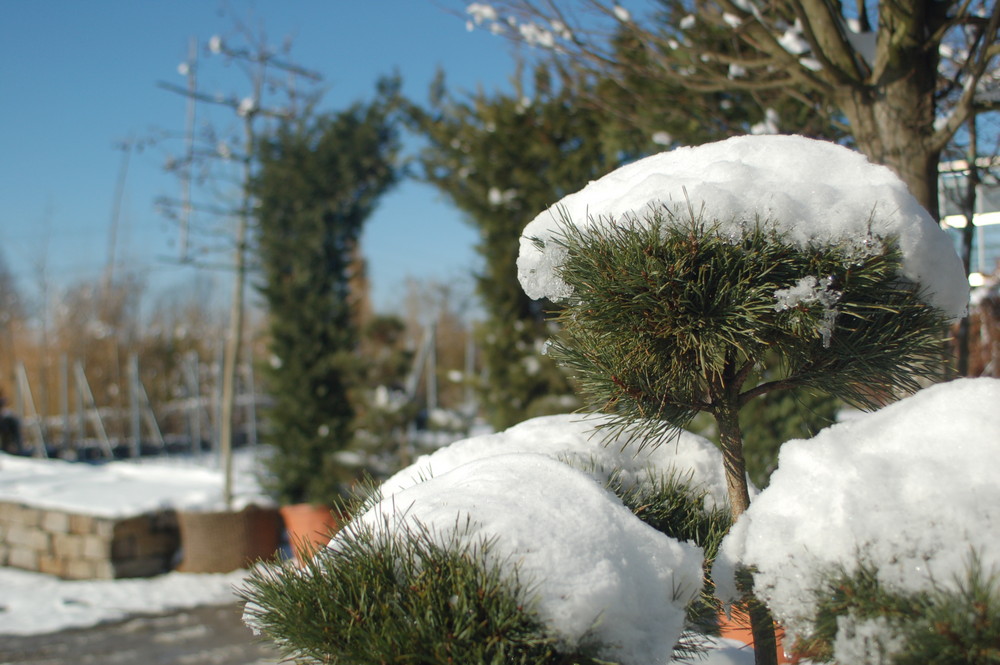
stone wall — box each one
[0,501,179,579]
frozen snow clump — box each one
[713,378,1000,639]
[517,135,968,319]
[773,275,841,346]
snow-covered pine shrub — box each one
[516,135,969,664]
[796,555,1000,664]
[714,378,1000,665]
[239,414,736,665]
[545,211,949,477]
[241,521,606,665]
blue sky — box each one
[0,1,520,317]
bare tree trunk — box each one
[957,118,980,376]
[218,220,245,508]
[833,0,945,220]
[839,88,942,221]
[219,71,260,509]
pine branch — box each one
[796,551,1000,664]
[547,208,950,437]
[240,518,618,665]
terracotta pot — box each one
[717,609,797,663]
[176,504,282,574]
[279,503,342,564]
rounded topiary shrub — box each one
[240,414,736,665]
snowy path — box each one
[0,603,279,665]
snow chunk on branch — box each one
[778,20,810,55]
[237,97,256,117]
[466,2,498,25]
[750,107,780,134]
[773,275,841,346]
[517,21,556,48]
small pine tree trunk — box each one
[714,402,779,665]
[714,402,751,517]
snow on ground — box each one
[0,566,249,636]
[714,378,1000,651]
[517,135,968,319]
[346,413,732,665]
[0,447,273,516]
[0,448,270,635]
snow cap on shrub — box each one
[518,135,968,319]
[347,452,703,665]
[713,378,1000,637]
[380,413,732,511]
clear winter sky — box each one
[0,1,520,318]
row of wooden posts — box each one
[7,323,477,462]
[8,352,260,460]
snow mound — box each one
[380,412,731,510]
[517,135,968,319]
[348,453,703,665]
[714,378,1000,637]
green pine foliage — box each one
[547,209,949,509]
[550,210,947,427]
[614,472,730,565]
[254,83,399,505]
[240,523,607,665]
[794,555,1000,664]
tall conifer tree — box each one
[255,83,399,505]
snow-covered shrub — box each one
[240,414,735,665]
[242,519,608,665]
[517,134,967,514]
[798,555,1000,664]
[516,134,969,663]
[518,136,967,319]
[714,378,1000,663]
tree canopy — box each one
[466,0,999,218]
